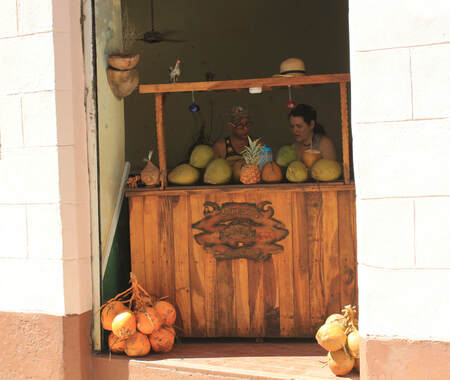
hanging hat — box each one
[273,58,306,77]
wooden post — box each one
[155,93,168,189]
[339,82,350,184]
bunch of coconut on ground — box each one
[100,273,177,357]
[315,305,360,376]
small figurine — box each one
[169,59,181,83]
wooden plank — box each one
[263,257,280,337]
[213,193,236,336]
[155,93,167,189]
[340,81,351,184]
[139,74,350,94]
[125,182,355,197]
[143,196,160,297]
[129,197,146,285]
[305,192,325,332]
[292,191,312,337]
[338,190,358,308]
[268,191,295,337]
[231,193,250,337]
[157,196,176,301]
[188,193,207,336]
[245,192,264,337]
[171,193,192,336]
[321,191,341,317]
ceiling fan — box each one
[138,0,187,44]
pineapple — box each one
[240,137,262,184]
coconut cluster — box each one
[99,273,177,357]
[315,305,360,376]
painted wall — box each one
[350,0,450,343]
[123,0,350,171]
[95,0,126,248]
[0,0,92,319]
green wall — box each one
[123,0,350,172]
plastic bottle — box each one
[259,145,273,171]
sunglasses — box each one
[231,120,252,129]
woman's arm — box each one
[212,139,226,158]
[319,136,337,161]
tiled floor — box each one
[93,340,360,379]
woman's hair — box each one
[289,104,326,135]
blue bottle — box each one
[259,145,273,171]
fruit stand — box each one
[125,74,357,338]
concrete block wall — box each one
[0,0,92,316]
[349,0,450,376]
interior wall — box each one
[123,0,350,171]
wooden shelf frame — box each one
[139,73,351,188]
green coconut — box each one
[204,158,232,185]
[275,145,297,167]
[189,145,215,169]
[168,164,200,185]
[311,159,342,181]
[286,161,308,183]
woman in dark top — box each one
[289,104,337,161]
[213,106,260,162]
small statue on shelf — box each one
[169,59,181,83]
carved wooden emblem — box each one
[192,201,289,261]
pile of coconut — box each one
[315,305,360,376]
[99,273,177,357]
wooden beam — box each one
[139,74,350,94]
[155,93,168,189]
[339,82,351,184]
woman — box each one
[213,106,261,161]
[289,104,337,161]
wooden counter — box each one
[126,182,357,338]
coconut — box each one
[261,162,282,183]
[311,159,342,182]
[327,348,355,376]
[136,306,163,335]
[140,151,160,186]
[112,311,137,339]
[325,313,346,327]
[108,332,126,353]
[275,145,297,167]
[165,326,176,337]
[150,327,175,353]
[286,161,308,183]
[124,332,151,357]
[101,301,128,331]
[347,329,360,358]
[204,158,232,185]
[154,301,177,326]
[315,323,346,352]
[301,149,322,169]
[168,164,200,185]
[190,145,215,169]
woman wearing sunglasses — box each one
[212,105,262,161]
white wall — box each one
[0,0,92,316]
[349,0,450,341]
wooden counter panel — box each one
[128,187,357,338]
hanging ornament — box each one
[286,85,297,109]
[189,91,200,112]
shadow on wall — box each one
[123,0,350,171]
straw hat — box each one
[273,58,306,77]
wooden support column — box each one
[339,81,350,184]
[155,93,168,189]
